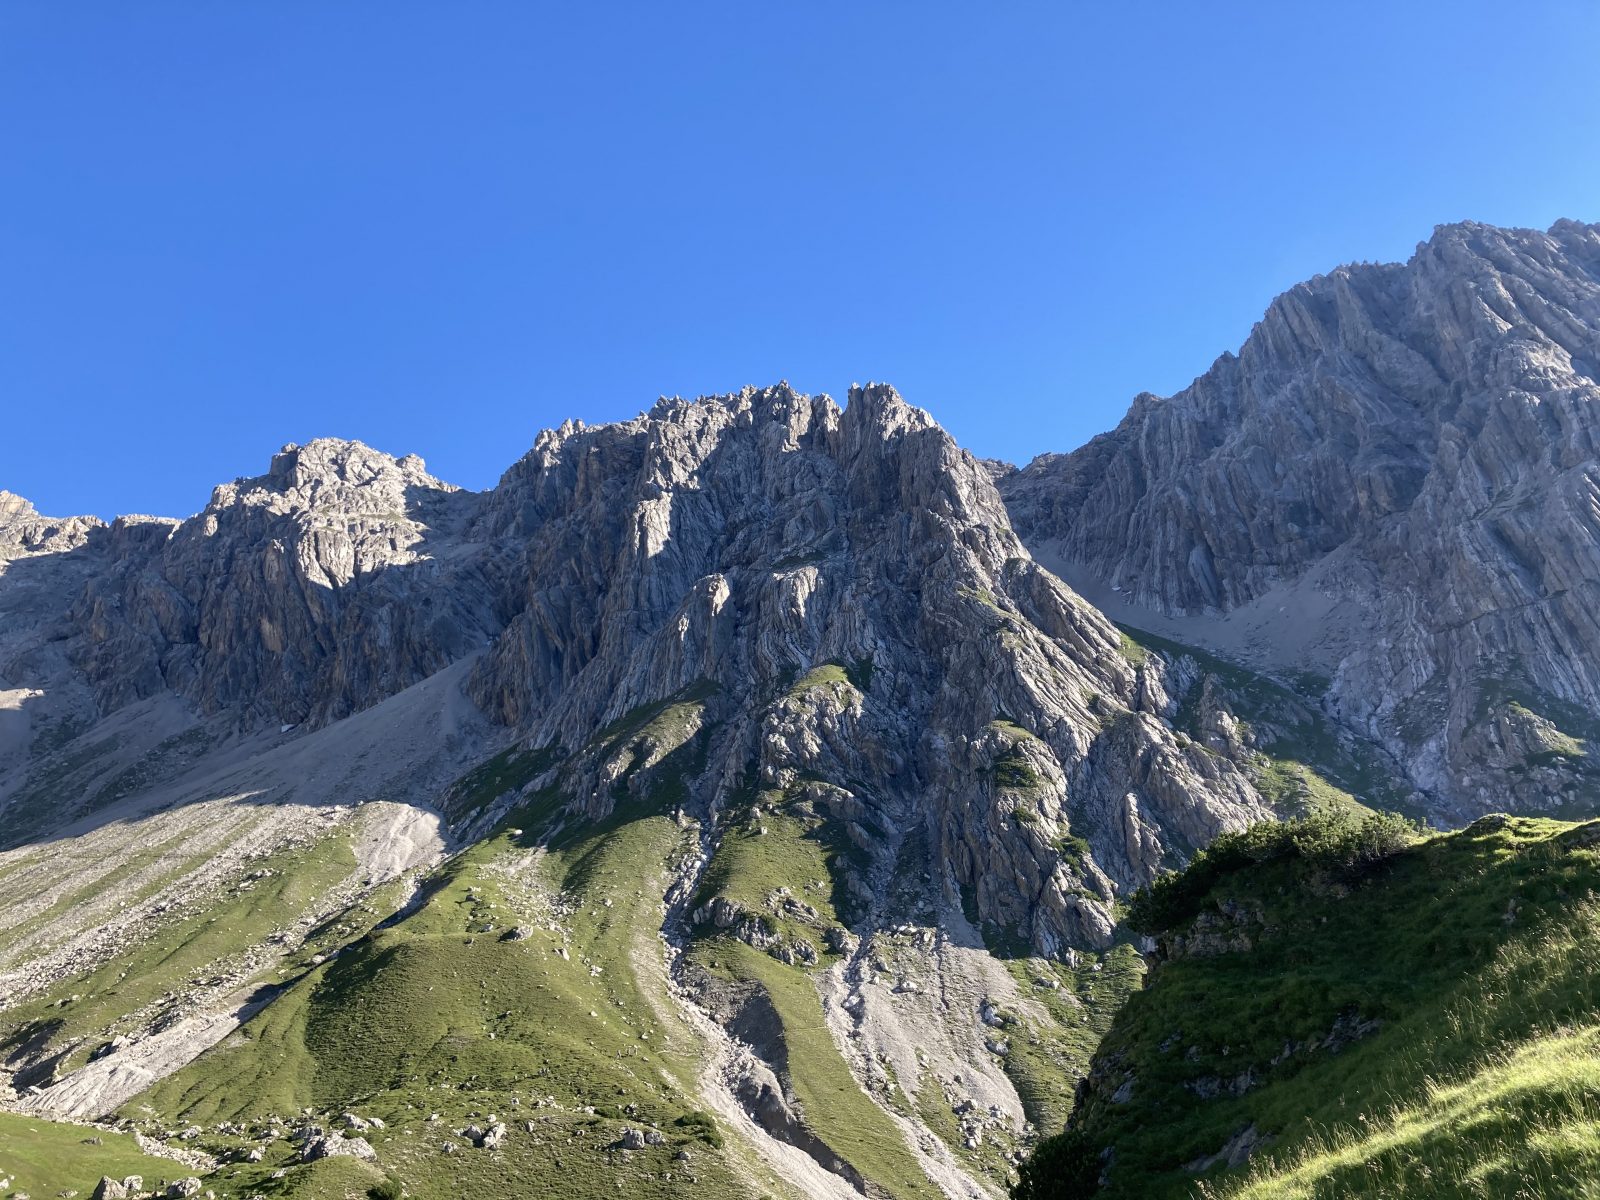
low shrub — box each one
[1126,810,1418,935]
[1011,1127,1101,1199]
[675,1109,725,1149]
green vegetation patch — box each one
[1117,624,1417,818]
[1018,814,1600,1199]
[586,680,719,757]
[692,787,857,957]
[994,752,1042,791]
[998,945,1146,1133]
[1116,631,1149,668]
[786,662,860,700]
[1247,756,1371,820]
[694,938,942,1197]
[989,719,1046,793]
[0,1111,180,1198]
[1215,1023,1600,1199]
[1125,808,1418,936]
[1473,673,1600,749]
[0,827,361,1078]
[442,743,561,821]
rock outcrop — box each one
[67,439,508,725]
[454,383,1267,950]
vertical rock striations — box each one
[465,383,1267,952]
[1003,220,1600,817]
[2,388,1270,957]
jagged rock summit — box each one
[1003,218,1600,818]
[5,384,1271,943]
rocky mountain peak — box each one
[0,491,104,561]
[8,380,1272,957]
[222,436,458,511]
[1003,216,1600,817]
[8,220,1600,1200]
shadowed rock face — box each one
[1003,219,1600,817]
[64,439,508,726]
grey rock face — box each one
[300,1131,377,1162]
[460,383,1267,951]
[0,384,1270,966]
[1004,219,1600,816]
[68,438,509,725]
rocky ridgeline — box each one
[3,384,1271,959]
[456,382,1267,950]
[1003,219,1600,816]
[66,439,505,724]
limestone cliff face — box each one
[0,387,1268,956]
[458,384,1267,951]
[1003,220,1600,817]
[10,220,1599,1195]
[65,439,508,725]
[8,397,1262,1196]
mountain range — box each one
[1,217,1597,1200]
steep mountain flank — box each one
[1003,219,1600,820]
[69,439,506,725]
[456,383,1270,950]
[0,386,1284,1199]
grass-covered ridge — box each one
[1016,811,1600,1199]
[690,784,857,960]
[0,823,365,1083]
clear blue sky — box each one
[4,3,1599,519]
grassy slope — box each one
[691,777,861,954]
[0,1111,181,1196]
[687,773,1140,1196]
[136,793,758,1200]
[995,946,1145,1135]
[0,826,364,1079]
[686,769,943,1199]
[1039,815,1600,1200]
[698,938,944,1199]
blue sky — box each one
[4,3,1599,519]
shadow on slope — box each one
[1020,814,1600,1200]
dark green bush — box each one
[675,1109,725,1148]
[994,752,1040,790]
[1058,833,1092,864]
[1126,810,1418,935]
[367,1177,404,1200]
[1012,1127,1101,1199]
